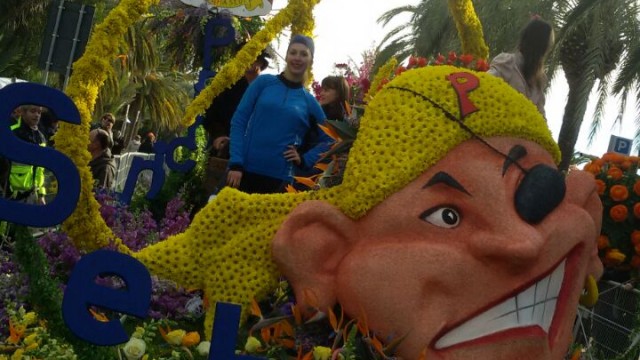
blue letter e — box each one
[62,250,152,346]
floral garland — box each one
[58,0,159,253]
[181,0,319,127]
[447,0,489,60]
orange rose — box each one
[584,163,601,175]
[634,181,640,196]
[607,166,623,180]
[632,256,640,268]
[634,203,640,218]
[632,231,640,246]
[595,180,606,195]
[621,160,632,170]
[597,234,610,250]
[610,185,629,201]
[610,204,629,222]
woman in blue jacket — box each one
[227,35,332,194]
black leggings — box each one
[238,171,288,194]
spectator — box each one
[488,17,554,117]
[126,134,142,153]
[6,105,47,204]
[227,35,333,194]
[88,128,117,190]
[203,48,271,159]
[138,132,156,154]
[97,112,116,148]
[38,108,59,146]
[318,75,351,121]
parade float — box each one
[0,0,637,359]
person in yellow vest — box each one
[7,105,47,205]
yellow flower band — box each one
[448,0,489,59]
[59,0,158,253]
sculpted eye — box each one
[420,207,461,228]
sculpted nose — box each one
[514,164,566,224]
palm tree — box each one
[94,19,194,143]
[554,0,640,169]
[377,0,640,170]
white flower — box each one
[196,341,211,356]
[122,338,146,360]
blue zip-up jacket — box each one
[229,74,332,182]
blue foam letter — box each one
[62,250,151,345]
[0,83,81,226]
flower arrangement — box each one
[583,152,640,273]
[237,280,410,360]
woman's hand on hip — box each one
[227,170,243,188]
[284,145,301,166]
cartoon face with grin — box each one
[272,66,603,359]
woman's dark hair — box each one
[321,76,350,104]
[321,76,351,120]
[518,18,554,88]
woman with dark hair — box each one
[226,35,333,194]
[318,75,351,121]
[488,17,554,117]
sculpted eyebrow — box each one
[423,171,471,196]
[502,145,527,176]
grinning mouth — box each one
[434,260,565,349]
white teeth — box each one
[434,260,566,350]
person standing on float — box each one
[227,35,332,194]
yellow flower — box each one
[123,337,147,360]
[165,329,186,346]
[313,346,332,360]
[132,326,145,339]
[244,336,262,353]
[10,349,23,360]
[22,312,37,326]
[25,342,38,351]
[23,333,38,346]
[196,341,211,356]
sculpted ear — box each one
[272,200,357,314]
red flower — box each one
[407,56,418,68]
[448,51,457,63]
[395,66,407,76]
[417,57,428,67]
[459,54,474,66]
[475,59,490,72]
[434,53,445,65]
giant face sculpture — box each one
[272,66,603,359]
